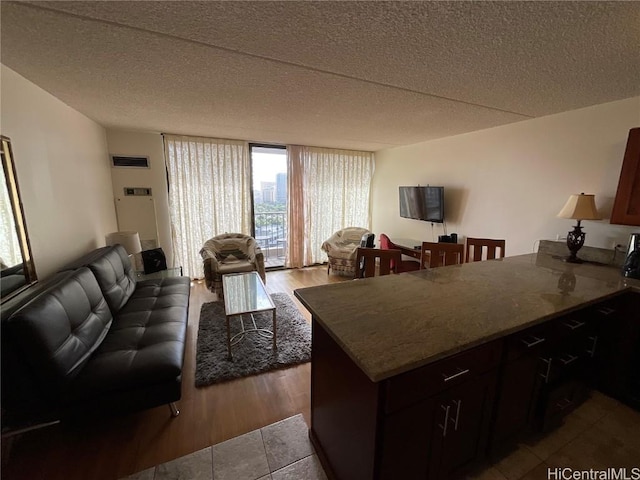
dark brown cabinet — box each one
[492,307,602,449]
[309,291,640,480]
[380,345,499,480]
[533,311,599,431]
[590,292,640,409]
[611,127,640,226]
[491,322,555,453]
[430,372,497,479]
[311,320,502,480]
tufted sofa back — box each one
[4,267,113,400]
[61,245,136,315]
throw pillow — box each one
[216,247,248,262]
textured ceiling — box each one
[1,1,639,151]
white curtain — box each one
[164,135,251,278]
[286,146,374,267]
[0,161,22,268]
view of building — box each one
[276,172,287,203]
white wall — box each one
[105,130,174,265]
[372,97,640,256]
[0,65,117,278]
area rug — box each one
[195,292,311,386]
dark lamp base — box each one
[565,222,586,265]
[563,256,583,264]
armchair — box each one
[321,227,372,276]
[200,233,266,298]
[379,233,420,273]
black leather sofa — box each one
[0,262,26,298]
[1,245,190,428]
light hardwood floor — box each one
[1,266,348,480]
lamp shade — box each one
[557,193,601,220]
[105,231,142,255]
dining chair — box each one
[379,233,421,273]
[420,242,464,268]
[354,247,402,279]
[465,238,506,262]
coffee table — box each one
[222,271,276,359]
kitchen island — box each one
[294,252,640,480]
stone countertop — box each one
[294,253,640,383]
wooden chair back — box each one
[420,242,464,268]
[354,247,401,278]
[465,238,506,262]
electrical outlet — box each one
[556,234,567,241]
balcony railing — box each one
[254,211,286,268]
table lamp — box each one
[557,193,600,263]
[105,231,142,269]
[105,231,142,255]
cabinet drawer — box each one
[505,321,557,362]
[585,295,625,324]
[538,380,588,432]
[384,341,502,414]
[554,310,597,345]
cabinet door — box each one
[611,127,640,226]
[491,353,540,451]
[380,397,436,480]
[491,325,555,453]
[538,379,588,432]
[593,293,640,408]
[432,372,498,480]
[589,296,627,395]
[531,313,595,432]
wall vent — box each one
[111,155,150,168]
[124,187,152,196]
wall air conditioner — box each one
[115,195,158,251]
[111,155,150,168]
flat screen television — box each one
[399,186,445,223]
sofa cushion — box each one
[67,276,190,398]
[217,260,257,275]
[4,268,113,399]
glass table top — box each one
[135,266,183,280]
[222,271,275,316]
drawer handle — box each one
[556,398,573,411]
[598,307,616,316]
[586,336,598,357]
[540,357,552,383]
[521,336,545,348]
[562,319,585,330]
[442,368,470,382]
[439,404,451,437]
[559,354,578,365]
[452,399,462,431]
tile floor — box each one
[121,392,640,480]
[119,414,327,480]
[471,391,640,480]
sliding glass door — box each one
[250,145,287,268]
